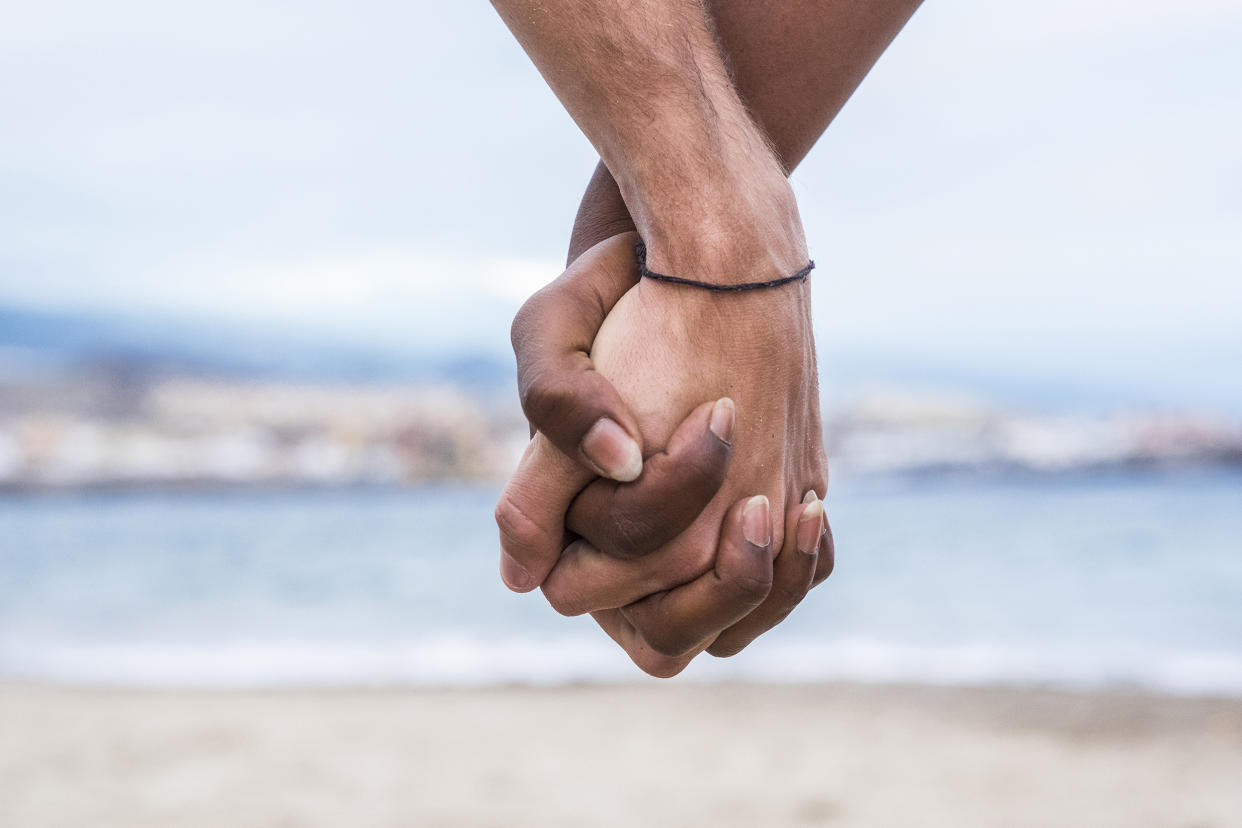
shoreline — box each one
[3,463,1241,497]
[3,681,1239,827]
[3,677,1242,699]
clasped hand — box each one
[495,232,833,677]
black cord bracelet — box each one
[635,238,813,292]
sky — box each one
[1,0,1240,408]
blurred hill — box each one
[0,305,514,388]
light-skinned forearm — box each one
[569,0,924,262]
[490,0,805,284]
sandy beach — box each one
[2,683,1239,827]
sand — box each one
[1,683,1240,827]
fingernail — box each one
[500,551,535,592]
[581,417,643,482]
[742,495,771,547]
[802,489,818,504]
[797,496,824,555]
[709,397,735,443]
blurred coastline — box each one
[3,359,1240,493]
[0,374,520,491]
[5,304,1242,493]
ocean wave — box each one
[4,634,1241,696]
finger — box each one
[539,516,718,616]
[590,610,701,679]
[539,398,735,614]
[494,433,593,592]
[619,495,775,658]
[812,512,835,587]
[566,397,734,559]
[707,490,823,658]
[513,233,646,481]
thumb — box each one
[513,232,645,481]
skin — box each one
[489,0,808,283]
[569,0,926,260]
[492,0,811,598]
[576,232,827,662]
[494,0,924,675]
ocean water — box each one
[1,472,1240,693]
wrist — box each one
[627,164,809,289]
[568,162,637,265]
[634,258,815,357]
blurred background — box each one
[1,1,1240,826]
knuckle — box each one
[706,637,747,659]
[635,651,692,679]
[519,375,568,425]
[770,576,810,611]
[510,289,550,352]
[541,582,586,617]
[724,570,774,607]
[493,491,545,554]
[626,602,699,658]
[538,545,598,617]
[642,626,698,659]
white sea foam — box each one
[4,634,1242,696]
